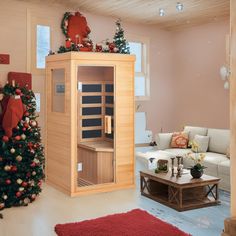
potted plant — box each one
[186,141,206,178]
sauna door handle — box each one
[105,115,112,134]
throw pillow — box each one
[226,147,230,159]
[170,132,189,149]
[155,133,173,150]
[192,134,210,153]
[183,126,208,147]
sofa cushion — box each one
[155,133,172,150]
[170,132,189,149]
[207,128,230,154]
[218,160,230,176]
[164,148,192,157]
[183,126,208,144]
[192,135,210,153]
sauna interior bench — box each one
[78,141,114,152]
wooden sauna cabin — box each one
[45,52,135,196]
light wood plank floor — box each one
[0,182,230,236]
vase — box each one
[190,167,203,178]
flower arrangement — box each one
[186,141,206,178]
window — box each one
[36,25,50,69]
[129,40,149,100]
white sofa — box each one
[136,126,230,191]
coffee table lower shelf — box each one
[140,171,220,212]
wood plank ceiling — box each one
[19,0,230,30]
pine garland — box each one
[61,12,72,37]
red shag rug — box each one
[55,209,191,236]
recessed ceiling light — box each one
[159,8,165,17]
[176,2,184,12]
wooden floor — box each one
[0,183,230,236]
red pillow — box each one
[171,132,189,149]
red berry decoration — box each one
[16,192,22,198]
[24,111,30,117]
[2,136,9,142]
[24,123,29,128]
[6,179,11,185]
[22,182,28,187]
[14,135,21,141]
[30,162,36,168]
[26,172,31,177]
[11,166,17,172]
[15,89,21,95]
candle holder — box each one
[170,157,175,177]
[176,156,182,177]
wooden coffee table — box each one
[140,170,220,211]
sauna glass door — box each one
[77,66,115,188]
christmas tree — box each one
[0,83,44,217]
[113,20,130,54]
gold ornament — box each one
[24,198,30,204]
[3,195,8,200]
[30,120,37,127]
[32,171,36,176]
[33,158,39,164]
[19,187,24,192]
[4,165,11,171]
[16,155,23,162]
[10,148,15,154]
[21,134,26,140]
[17,179,23,185]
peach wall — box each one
[0,0,174,141]
[0,0,230,140]
[170,20,230,131]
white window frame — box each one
[127,35,150,101]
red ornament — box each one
[24,123,29,128]
[11,166,17,172]
[31,194,36,200]
[16,191,22,198]
[22,182,28,187]
[5,179,11,185]
[30,162,36,168]
[26,172,31,177]
[24,111,30,117]
[15,88,21,95]
[2,136,9,142]
[22,127,26,132]
[19,144,22,148]
[109,43,116,52]
[96,44,103,52]
[14,135,21,141]
[0,157,3,162]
